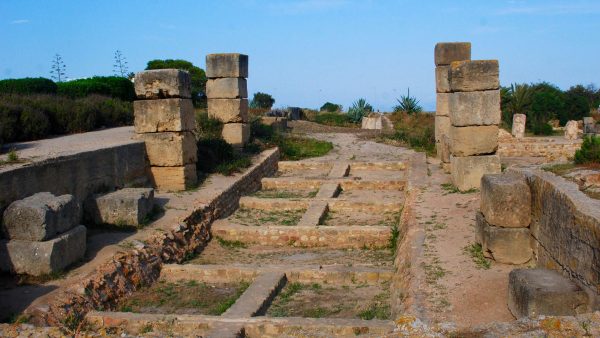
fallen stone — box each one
[142,132,197,167]
[85,188,155,226]
[149,164,197,192]
[435,66,451,93]
[134,69,191,99]
[451,155,501,191]
[206,53,249,78]
[222,123,250,147]
[434,42,471,66]
[436,92,450,116]
[476,212,532,264]
[449,60,499,92]
[564,120,579,140]
[206,78,247,99]
[449,125,499,156]
[508,268,589,318]
[2,192,80,241]
[512,114,526,138]
[481,173,531,228]
[208,98,248,123]
[449,90,501,126]
[0,225,86,276]
[133,98,195,133]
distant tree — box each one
[250,92,275,109]
[146,59,207,107]
[50,54,67,82]
[528,82,565,134]
[113,50,129,77]
[393,88,422,114]
[347,98,372,123]
[320,102,342,112]
[501,83,533,126]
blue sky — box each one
[1,0,599,111]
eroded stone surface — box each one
[435,66,451,93]
[149,164,197,191]
[206,53,249,78]
[434,42,471,66]
[133,99,195,133]
[222,123,250,147]
[451,154,501,191]
[476,212,532,264]
[85,188,154,226]
[436,92,450,116]
[134,69,191,99]
[449,60,500,92]
[449,90,501,126]
[512,114,526,138]
[481,173,531,228]
[142,132,197,167]
[565,120,579,140]
[449,125,499,156]
[208,98,249,123]
[206,78,248,99]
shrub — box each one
[0,78,57,95]
[195,112,223,139]
[574,135,600,164]
[319,102,342,112]
[314,112,353,127]
[19,107,50,140]
[531,122,553,136]
[250,92,275,109]
[387,111,436,155]
[393,88,422,114]
[57,76,135,101]
[347,98,372,123]
[0,105,21,145]
[196,138,235,173]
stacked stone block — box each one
[206,53,250,148]
[434,43,471,171]
[134,69,198,191]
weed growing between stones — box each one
[216,236,247,249]
[441,183,479,194]
[0,148,23,166]
[388,224,400,254]
[464,243,491,269]
[251,189,318,199]
[358,291,392,320]
[541,163,577,176]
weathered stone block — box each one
[361,114,382,130]
[206,78,247,99]
[142,132,197,166]
[449,90,501,126]
[565,120,579,140]
[451,155,500,191]
[134,69,191,99]
[0,225,86,276]
[85,188,155,226]
[260,117,287,131]
[481,173,531,228]
[208,99,248,123]
[133,99,195,133]
[206,53,249,78]
[436,93,450,116]
[434,42,471,66]
[2,192,80,241]
[435,115,450,143]
[512,114,526,138]
[440,135,451,163]
[508,268,589,318]
[449,125,498,156]
[149,164,197,191]
[450,60,499,92]
[476,212,532,264]
[222,123,250,147]
[435,66,451,93]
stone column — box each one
[206,53,250,148]
[134,69,198,191]
[447,58,502,191]
[512,114,526,138]
[434,43,471,172]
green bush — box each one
[531,122,553,136]
[0,105,20,146]
[347,98,372,123]
[196,112,223,139]
[57,76,135,101]
[250,92,275,109]
[319,102,342,112]
[387,111,436,155]
[0,78,57,95]
[196,138,234,172]
[574,135,600,164]
[19,107,50,140]
[314,112,353,127]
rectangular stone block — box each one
[208,99,248,123]
[133,98,195,133]
[149,164,197,191]
[440,135,450,163]
[436,92,450,116]
[0,225,86,276]
[434,42,471,66]
[435,66,451,93]
[222,123,250,147]
[451,154,501,191]
[481,173,531,228]
[435,115,451,143]
[84,188,155,227]
[449,90,501,126]
[134,69,191,99]
[508,268,589,318]
[206,78,247,99]
[2,192,80,241]
[476,212,532,264]
[142,132,197,167]
[450,60,499,92]
[449,125,498,156]
[206,53,249,78]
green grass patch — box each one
[441,183,478,194]
[464,243,491,270]
[388,225,400,254]
[278,137,333,161]
[541,163,577,176]
[313,112,357,128]
[216,236,247,249]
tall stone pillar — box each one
[206,53,250,148]
[134,69,198,191]
[434,43,471,172]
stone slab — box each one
[361,114,383,130]
[133,98,195,133]
[206,53,249,78]
[451,154,501,191]
[328,163,350,178]
[481,173,531,228]
[0,225,86,276]
[449,125,499,156]
[440,134,451,163]
[84,188,155,226]
[450,60,499,92]
[315,183,341,198]
[142,131,197,166]
[508,268,589,318]
[435,66,451,93]
[449,90,501,126]
[222,271,286,318]
[565,120,579,140]
[512,114,526,138]
[206,78,247,99]
[297,201,329,226]
[222,123,250,147]
[208,98,248,123]
[149,164,197,191]
[436,92,450,116]
[2,192,80,241]
[476,212,532,264]
[435,115,451,144]
[434,42,471,66]
[134,69,191,99]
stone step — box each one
[315,183,341,198]
[222,271,286,318]
[261,177,406,191]
[297,201,329,226]
[239,196,401,213]
[239,196,310,210]
[328,162,350,178]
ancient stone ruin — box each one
[512,113,526,138]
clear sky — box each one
[1,0,599,111]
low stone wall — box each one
[498,137,582,161]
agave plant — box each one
[347,98,373,123]
[393,88,422,114]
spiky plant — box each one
[393,88,422,114]
[347,98,373,123]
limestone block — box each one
[0,225,86,276]
[133,98,195,133]
[208,99,248,123]
[451,155,501,191]
[142,132,197,166]
[361,114,383,130]
[449,125,498,156]
[442,162,451,173]
[134,69,191,99]
[565,120,579,140]
[449,90,501,126]
[512,114,526,138]
[260,117,287,131]
[222,123,250,147]
[449,60,499,92]
[436,93,450,116]
[434,42,471,66]
[2,192,80,241]
[481,173,531,228]
[206,78,248,99]
[149,164,197,191]
[476,212,532,264]
[206,53,249,78]
[583,117,596,134]
[435,115,451,143]
[85,188,155,226]
[435,66,451,93]
[508,268,589,318]
[440,135,451,163]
